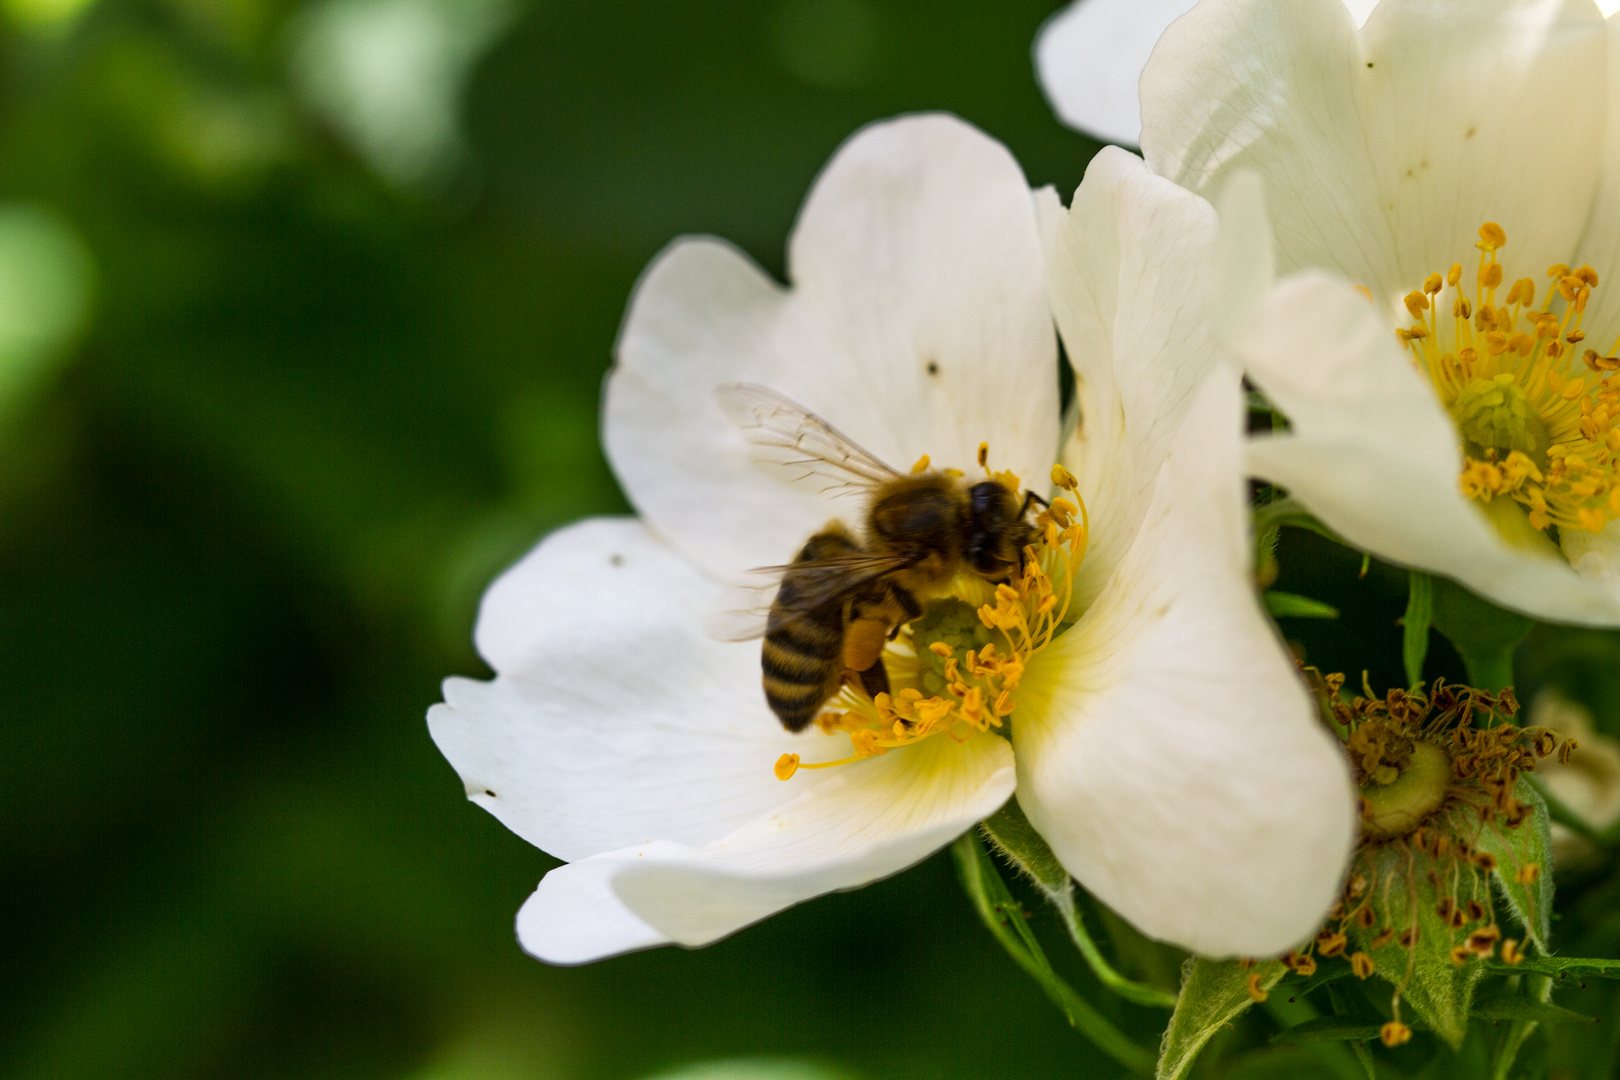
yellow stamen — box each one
[1402,223,1620,538]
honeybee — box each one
[716,383,1045,732]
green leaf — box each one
[1349,839,1486,1048]
[951,832,1154,1074]
[1472,993,1593,1024]
[1264,591,1339,619]
[1482,956,1620,981]
[1472,778,1554,950]
[981,800,1179,1010]
[1429,578,1533,691]
[1157,958,1285,1080]
[1403,572,1433,689]
[1269,1017,1388,1044]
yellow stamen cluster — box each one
[774,464,1087,780]
[1400,223,1620,534]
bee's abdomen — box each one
[763,530,856,732]
[762,606,844,731]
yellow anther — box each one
[1424,272,1444,295]
[928,641,954,657]
[910,454,931,474]
[774,753,800,781]
[1447,262,1463,288]
[1381,1022,1413,1048]
[1560,276,1584,302]
[1351,952,1375,979]
[1578,265,1600,287]
[1549,263,1572,280]
[977,442,989,469]
[1454,296,1472,318]
[1481,262,1504,289]
[1245,972,1268,1003]
[1405,290,1430,318]
[1516,862,1541,885]
[1050,463,1077,491]
[1478,223,1507,251]
[1501,939,1524,965]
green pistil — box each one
[1361,740,1454,840]
[1454,373,1550,464]
[911,598,991,696]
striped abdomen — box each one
[762,529,859,731]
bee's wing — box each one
[715,382,901,496]
[700,552,914,643]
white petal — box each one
[1034,0,1200,147]
[1573,13,1620,334]
[1234,271,1620,624]
[606,113,1058,583]
[1141,0,1607,308]
[1037,147,1222,606]
[431,517,813,862]
[1034,0,1380,147]
[1014,366,1355,957]
[515,731,1016,964]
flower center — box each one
[1359,739,1453,840]
[1398,223,1620,539]
[773,463,1088,781]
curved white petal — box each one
[1573,14,1620,334]
[1037,147,1223,606]
[515,731,1015,964]
[1035,0,1380,147]
[1034,0,1200,147]
[1015,366,1355,957]
[606,113,1059,583]
[1141,0,1607,309]
[432,517,819,862]
[1233,271,1620,624]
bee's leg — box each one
[857,661,890,700]
[1020,490,1050,515]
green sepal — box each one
[981,799,1179,1009]
[1156,958,1285,1080]
[1471,778,1554,950]
[950,831,1155,1074]
[1471,993,1594,1024]
[1348,840,1486,1048]
[1276,959,1354,1001]
[1428,577,1533,691]
[1483,956,1620,981]
[1264,591,1339,619]
[981,797,1068,894]
[1403,571,1433,689]
[1269,1017,1397,1044]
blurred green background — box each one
[7,0,1620,1077]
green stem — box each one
[1465,649,1517,694]
[951,833,1154,1074]
[1489,974,1551,1080]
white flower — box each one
[428,113,1354,966]
[1033,0,1379,147]
[1063,0,1620,626]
